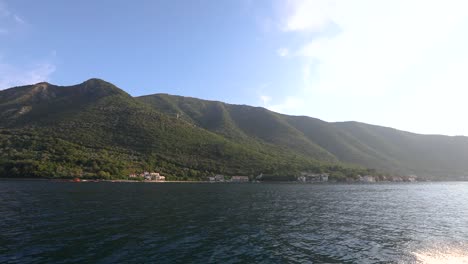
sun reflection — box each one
[413,247,468,264]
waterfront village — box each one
[207,175,250,182]
[127,171,418,183]
[205,173,330,183]
[204,172,418,183]
[129,172,166,181]
[295,173,417,183]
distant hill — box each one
[139,93,468,180]
[0,79,467,180]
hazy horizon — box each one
[1,0,467,136]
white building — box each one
[214,175,225,182]
[154,175,165,181]
[359,175,376,183]
[141,171,165,181]
[299,172,329,182]
[231,176,249,182]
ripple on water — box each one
[1,181,468,263]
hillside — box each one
[139,93,468,180]
[1,79,467,180]
[0,79,368,180]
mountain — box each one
[1,79,467,180]
[0,79,365,180]
[139,93,468,180]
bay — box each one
[1,180,468,263]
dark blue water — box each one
[1,181,468,263]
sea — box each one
[1,180,468,263]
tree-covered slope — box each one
[139,93,468,179]
[333,122,468,178]
[138,94,337,162]
[2,79,467,180]
[0,79,368,180]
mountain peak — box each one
[0,79,129,111]
[74,78,128,98]
[82,78,111,85]
[33,82,51,87]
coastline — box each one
[0,177,451,184]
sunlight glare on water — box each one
[413,246,468,264]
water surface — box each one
[1,181,468,263]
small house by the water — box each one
[298,172,329,183]
[392,176,403,182]
[359,175,376,183]
[154,175,165,181]
[208,175,225,182]
[231,176,249,182]
[130,171,165,181]
[407,175,417,182]
[214,175,225,182]
[321,174,329,182]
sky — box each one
[1,0,468,136]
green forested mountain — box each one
[0,79,467,180]
[0,79,366,180]
[139,93,468,180]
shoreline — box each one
[0,177,463,184]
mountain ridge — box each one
[138,91,468,179]
[1,79,467,180]
[145,93,464,138]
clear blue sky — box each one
[1,0,468,136]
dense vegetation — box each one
[0,79,376,181]
[139,93,468,180]
[1,79,467,181]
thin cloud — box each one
[270,0,468,135]
[0,1,27,34]
[260,95,271,105]
[279,0,335,32]
[0,62,56,89]
[0,2,54,90]
[276,48,289,57]
[13,14,25,24]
